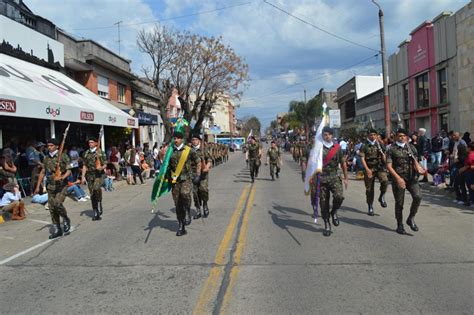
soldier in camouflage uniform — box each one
[168,131,201,236]
[81,137,106,221]
[35,138,72,239]
[266,141,282,181]
[386,128,422,235]
[360,128,388,216]
[246,136,261,183]
[191,134,212,219]
[300,141,311,182]
[310,127,348,237]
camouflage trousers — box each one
[363,169,388,204]
[249,159,259,180]
[193,174,209,209]
[311,175,344,220]
[172,179,192,222]
[47,185,68,225]
[269,163,280,178]
[86,174,104,210]
[391,178,422,223]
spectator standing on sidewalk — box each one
[416,128,430,183]
[430,133,443,171]
[1,149,17,183]
[462,132,471,145]
[459,142,474,206]
[109,146,121,181]
[451,132,468,204]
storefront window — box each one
[438,68,447,104]
[403,83,409,112]
[415,72,429,109]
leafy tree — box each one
[241,116,261,139]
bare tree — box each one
[138,26,249,138]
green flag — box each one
[151,117,189,204]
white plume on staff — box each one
[304,103,329,194]
[247,129,253,141]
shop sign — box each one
[108,116,117,123]
[46,106,61,117]
[80,111,94,121]
[0,98,16,113]
[127,118,136,126]
[137,111,158,125]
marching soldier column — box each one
[191,134,212,219]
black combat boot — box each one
[378,193,387,208]
[330,209,339,226]
[92,208,101,221]
[176,220,187,236]
[63,216,71,234]
[185,208,192,226]
[396,222,406,234]
[368,204,374,216]
[271,175,275,181]
[203,201,210,218]
[323,219,332,237]
[194,207,202,219]
[406,216,419,232]
[276,169,279,178]
[49,224,63,239]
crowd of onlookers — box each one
[0,140,170,219]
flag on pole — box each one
[247,129,253,142]
[304,103,329,194]
[151,117,189,204]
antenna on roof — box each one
[114,21,122,56]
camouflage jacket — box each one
[83,148,106,175]
[247,143,260,160]
[169,145,200,182]
[43,152,71,188]
[322,145,343,178]
[267,148,281,164]
[360,140,386,169]
[387,143,418,181]
[191,146,211,175]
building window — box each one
[438,68,447,104]
[440,113,448,132]
[97,75,109,98]
[415,73,429,109]
[404,119,410,131]
[118,84,126,103]
[403,83,409,112]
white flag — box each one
[304,103,329,194]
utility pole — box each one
[114,21,123,56]
[372,0,391,138]
[304,89,307,103]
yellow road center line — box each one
[220,184,256,314]
[193,184,251,315]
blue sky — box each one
[27,0,469,128]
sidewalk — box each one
[0,178,152,262]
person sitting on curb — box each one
[0,182,25,220]
[67,174,89,202]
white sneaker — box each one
[78,197,88,202]
[457,200,465,204]
[44,204,49,210]
[84,196,91,200]
[453,199,459,203]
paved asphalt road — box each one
[0,149,473,314]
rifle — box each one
[396,113,426,175]
[54,124,70,180]
[96,126,104,170]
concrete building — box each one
[355,88,386,130]
[336,75,383,130]
[131,78,164,147]
[389,3,473,136]
[209,95,237,135]
[318,88,338,109]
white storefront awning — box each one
[0,53,138,128]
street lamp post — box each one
[372,0,391,138]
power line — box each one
[72,1,253,31]
[240,53,379,103]
[263,0,379,53]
